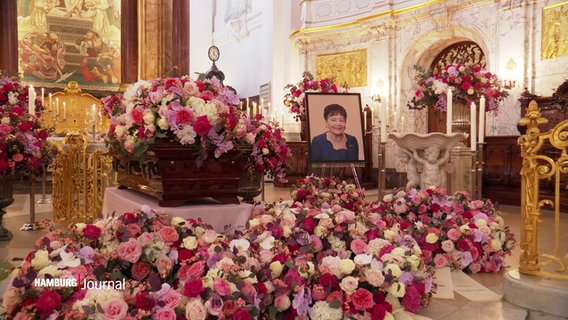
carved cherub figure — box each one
[413,145,450,189]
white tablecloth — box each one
[102,187,253,232]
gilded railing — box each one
[51,133,115,224]
[518,100,568,280]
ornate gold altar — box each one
[51,134,114,223]
[518,100,568,280]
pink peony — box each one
[351,288,374,311]
[116,238,143,263]
[158,226,179,243]
[102,298,128,320]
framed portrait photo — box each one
[305,92,367,164]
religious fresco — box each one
[17,0,121,91]
[542,1,568,60]
[316,49,367,88]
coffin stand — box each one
[114,139,252,207]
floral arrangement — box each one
[0,76,53,178]
[283,72,343,121]
[367,187,516,273]
[292,174,366,213]
[103,76,290,181]
[407,63,509,113]
[2,198,436,319]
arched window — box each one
[428,41,486,133]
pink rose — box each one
[158,226,179,243]
[311,284,328,301]
[102,298,128,320]
[36,291,61,313]
[154,307,176,320]
[351,288,374,311]
[434,254,449,268]
[131,108,144,125]
[156,255,174,277]
[159,289,182,309]
[185,298,207,320]
[447,228,460,241]
[125,223,142,237]
[117,238,143,263]
[185,260,206,280]
[213,278,231,296]
[193,115,211,136]
[350,238,367,254]
[441,240,455,252]
[274,294,291,311]
[12,153,24,162]
[83,224,101,239]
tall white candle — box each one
[380,104,387,143]
[470,102,477,151]
[28,85,36,114]
[56,98,60,116]
[446,89,453,134]
[63,102,67,119]
[41,88,44,107]
[92,104,97,122]
[478,96,486,143]
[49,93,52,112]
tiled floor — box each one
[1,184,567,319]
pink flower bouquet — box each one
[103,76,290,181]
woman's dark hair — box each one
[323,104,347,120]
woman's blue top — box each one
[310,133,359,162]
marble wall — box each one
[290,0,568,168]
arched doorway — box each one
[427,41,486,133]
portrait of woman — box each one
[306,93,366,163]
[310,103,359,161]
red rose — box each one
[199,90,214,101]
[36,291,61,312]
[401,284,422,313]
[121,212,137,223]
[302,217,316,233]
[184,279,204,298]
[351,288,374,311]
[131,108,144,125]
[136,292,156,310]
[193,115,211,136]
[131,261,152,280]
[233,308,252,320]
[295,189,311,202]
[17,121,33,132]
[83,224,101,239]
[175,108,194,125]
[318,273,339,292]
[272,253,287,264]
[178,249,193,262]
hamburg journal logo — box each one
[34,276,126,290]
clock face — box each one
[208,46,220,62]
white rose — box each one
[157,117,169,130]
[38,265,61,278]
[182,236,198,250]
[388,282,406,297]
[425,233,439,244]
[314,226,326,237]
[143,111,155,124]
[171,217,185,227]
[31,250,51,270]
[185,298,207,320]
[383,229,397,240]
[248,219,260,227]
[282,226,293,237]
[269,261,283,278]
[259,236,275,250]
[339,259,356,275]
[229,238,250,252]
[391,247,406,257]
[298,262,315,278]
[339,276,359,294]
[459,225,471,233]
[114,125,125,137]
[1,116,10,124]
[353,254,372,266]
[384,264,402,278]
[475,219,487,227]
[383,194,394,202]
[491,239,502,251]
[75,223,86,233]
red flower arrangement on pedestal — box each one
[0,76,53,179]
[283,72,345,121]
[407,63,509,113]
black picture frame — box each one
[305,92,367,164]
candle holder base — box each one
[36,197,52,204]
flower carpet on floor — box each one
[1,176,515,319]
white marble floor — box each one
[1,184,567,319]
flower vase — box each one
[238,170,262,203]
[0,178,14,241]
[452,103,471,134]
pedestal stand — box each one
[20,176,40,231]
[36,165,51,204]
[474,142,485,199]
